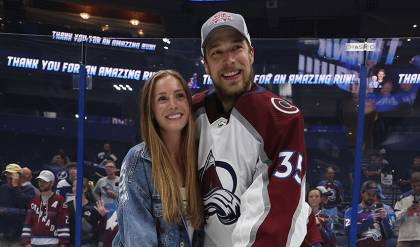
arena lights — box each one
[163,46,169,50]
[162,38,171,44]
[407,38,412,42]
[75,114,87,119]
[101,25,109,32]
[80,12,90,20]
[113,84,133,91]
[138,29,144,36]
[190,0,229,2]
[413,24,418,28]
[130,19,140,26]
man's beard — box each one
[213,69,253,99]
[364,199,374,207]
[39,185,52,192]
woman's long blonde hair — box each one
[140,69,203,229]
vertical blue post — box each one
[75,64,86,247]
[349,66,367,246]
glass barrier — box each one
[0,33,81,246]
[360,37,420,246]
[5,32,412,246]
[84,37,365,246]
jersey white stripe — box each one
[31,237,59,245]
[232,163,269,247]
[285,176,310,247]
[58,233,71,237]
[57,228,70,232]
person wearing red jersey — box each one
[194,11,322,247]
[21,170,70,247]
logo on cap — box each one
[210,12,233,25]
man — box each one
[364,153,383,183]
[394,172,420,247]
[318,166,344,219]
[93,160,119,206]
[21,167,40,196]
[96,143,118,167]
[399,155,420,193]
[0,163,32,247]
[44,154,68,184]
[344,180,395,247]
[56,163,77,203]
[193,11,321,247]
[21,170,70,247]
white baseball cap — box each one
[316,186,333,196]
[201,11,251,55]
[36,170,55,183]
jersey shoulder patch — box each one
[270,97,300,114]
[236,86,301,122]
[192,90,209,112]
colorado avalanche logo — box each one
[57,170,68,180]
[271,97,299,114]
[199,151,241,225]
[210,12,233,24]
[361,224,382,241]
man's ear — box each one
[204,59,210,74]
[249,46,254,65]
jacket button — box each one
[180,242,185,247]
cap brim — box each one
[3,170,20,174]
[202,25,251,55]
[36,176,52,182]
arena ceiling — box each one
[0,0,420,121]
[1,0,420,38]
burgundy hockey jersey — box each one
[21,193,70,246]
[193,84,321,247]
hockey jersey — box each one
[344,203,395,247]
[21,193,70,246]
[318,179,344,209]
[56,178,74,203]
[193,84,318,247]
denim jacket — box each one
[112,142,203,247]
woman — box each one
[67,178,107,247]
[113,70,203,247]
[307,188,337,247]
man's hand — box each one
[106,190,117,199]
[373,208,387,222]
[94,200,108,217]
[409,202,420,210]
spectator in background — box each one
[0,164,32,247]
[68,178,107,247]
[93,160,119,208]
[44,153,69,183]
[318,166,344,219]
[50,148,71,166]
[96,143,118,167]
[369,68,386,91]
[21,167,40,196]
[21,170,69,247]
[363,153,383,183]
[394,172,420,247]
[399,155,420,193]
[307,188,337,247]
[56,163,77,203]
[345,180,395,247]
